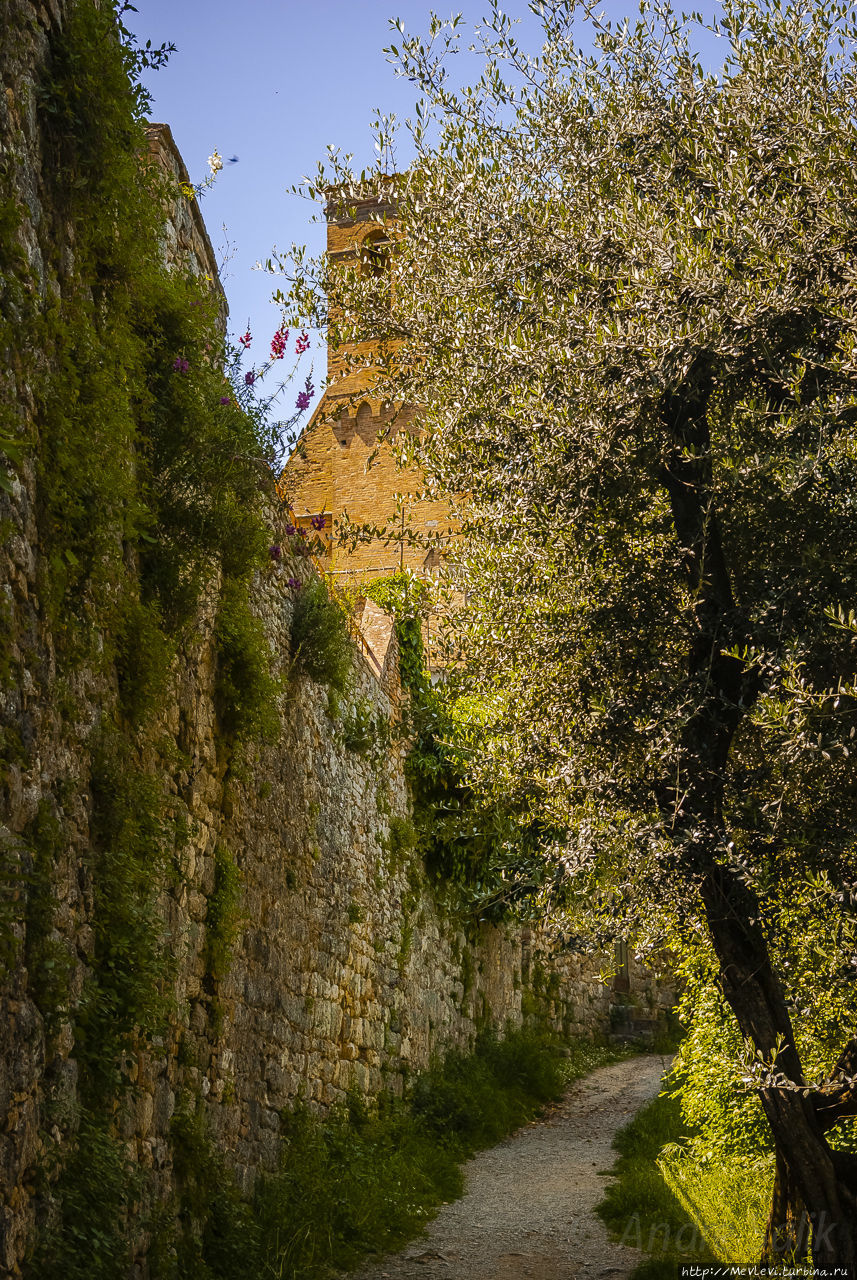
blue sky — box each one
[128,2,720,392]
[128,2,545,376]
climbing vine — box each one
[362,572,554,913]
[0,1,293,1271]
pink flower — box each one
[270,328,289,360]
[239,331,252,348]
[295,331,310,355]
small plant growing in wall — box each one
[204,844,243,984]
[289,575,353,696]
[342,697,376,753]
[388,815,417,862]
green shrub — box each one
[249,1096,463,1279]
[342,697,376,752]
[410,1025,564,1150]
[29,1120,139,1280]
[214,580,280,744]
[363,577,554,908]
[363,571,431,699]
[289,577,352,695]
[161,1102,259,1280]
[204,846,243,983]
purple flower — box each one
[284,523,296,537]
[311,513,327,531]
[269,543,282,561]
[287,577,302,591]
[244,370,256,386]
[295,375,315,412]
[219,395,231,405]
[172,356,189,373]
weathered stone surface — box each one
[0,8,673,1272]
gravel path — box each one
[347,1054,671,1280]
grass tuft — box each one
[658,1146,772,1265]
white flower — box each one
[207,150,223,176]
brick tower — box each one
[282,190,453,585]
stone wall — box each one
[0,521,668,1271]
[165,562,630,1194]
[0,5,671,1273]
[144,121,227,323]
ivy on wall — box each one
[362,571,552,911]
[0,1,281,1272]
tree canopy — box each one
[281,0,857,1265]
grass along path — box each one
[597,1085,772,1278]
[346,1054,671,1280]
[149,1029,626,1278]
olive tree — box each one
[279,0,857,1264]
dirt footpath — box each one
[347,1054,670,1280]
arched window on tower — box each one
[360,227,391,275]
[355,401,374,442]
[359,228,392,312]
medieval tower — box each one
[282,191,453,583]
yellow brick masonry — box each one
[283,194,454,586]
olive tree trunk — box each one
[660,373,857,1270]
